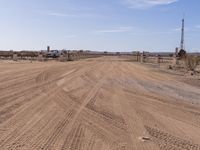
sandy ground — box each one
[0,56,200,150]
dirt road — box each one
[0,57,200,150]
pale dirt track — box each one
[0,57,200,150]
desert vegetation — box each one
[184,55,200,71]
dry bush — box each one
[185,56,200,71]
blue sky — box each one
[0,0,200,52]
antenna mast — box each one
[180,16,185,50]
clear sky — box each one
[0,0,200,52]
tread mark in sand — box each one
[41,109,76,150]
[145,126,200,150]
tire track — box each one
[145,126,200,150]
[40,109,76,150]
[1,57,200,150]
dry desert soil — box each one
[0,56,200,150]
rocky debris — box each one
[138,136,151,142]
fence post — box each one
[38,54,43,62]
[172,55,178,65]
[136,52,140,62]
[13,54,18,61]
[156,55,161,63]
[140,53,144,63]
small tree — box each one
[178,49,187,59]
